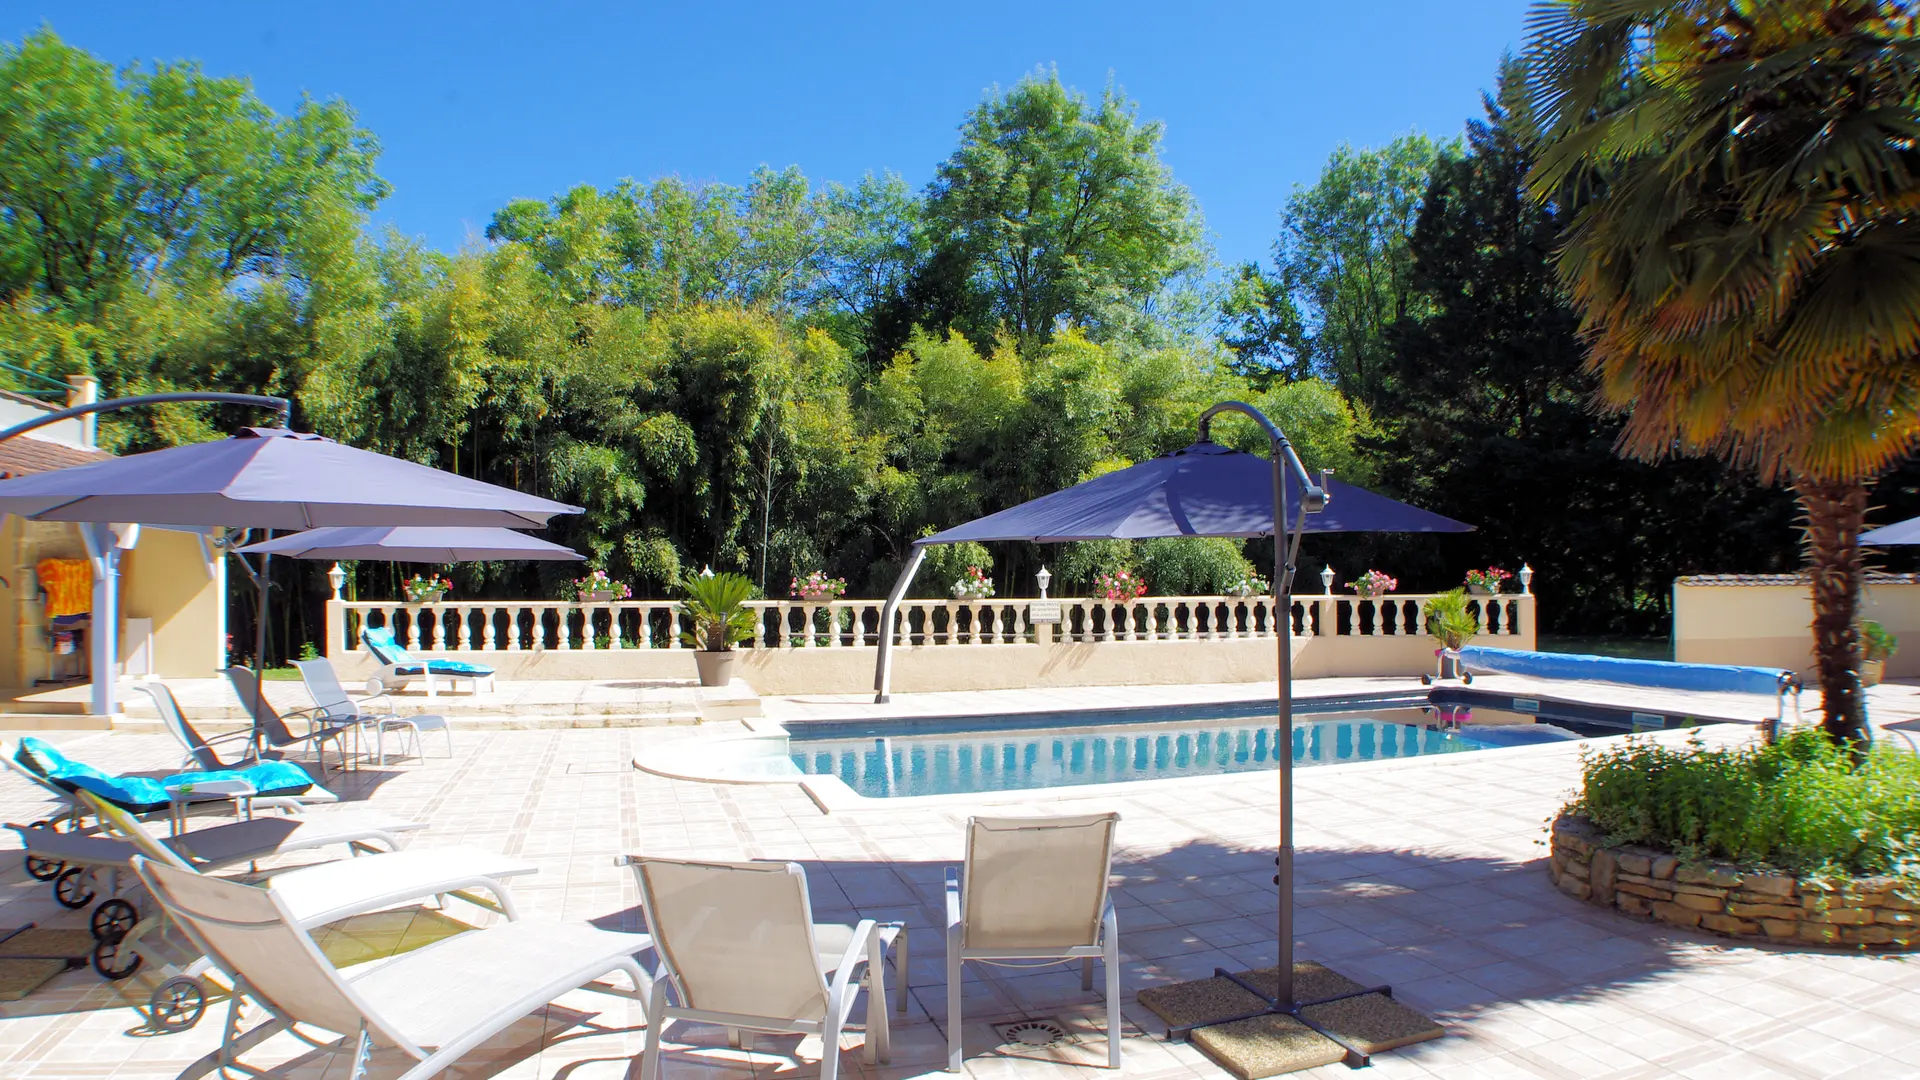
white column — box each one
[80,522,119,716]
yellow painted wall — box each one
[1673,579,1920,682]
[119,529,222,678]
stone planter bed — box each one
[1549,815,1920,950]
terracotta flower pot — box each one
[1863,658,1886,687]
[694,650,736,687]
[1468,584,1493,596]
[581,590,616,603]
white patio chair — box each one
[623,856,907,1080]
[946,812,1122,1071]
[294,658,450,764]
[223,667,356,772]
[133,854,654,1080]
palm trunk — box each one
[1796,475,1868,745]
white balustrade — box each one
[332,592,1531,655]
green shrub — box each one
[1569,731,1920,878]
[1137,537,1256,595]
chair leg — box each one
[1082,956,1094,992]
[822,1014,842,1080]
[866,922,891,1064]
[640,982,668,1080]
[946,950,963,1072]
[895,926,910,1015]
[1104,917,1122,1068]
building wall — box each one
[1672,576,1920,681]
[119,528,223,678]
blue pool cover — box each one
[1457,647,1794,696]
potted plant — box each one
[1464,566,1512,596]
[951,566,995,601]
[403,573,450,604]
[1346,570,1398,600]
[790,570,847,603]
[1863,620,1899,687]
[679,572,756,686]
[1423,588,1481,681]
[1094,569,1148,604]
[574,569,632,604]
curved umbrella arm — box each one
[0,392,291,445]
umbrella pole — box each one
[1270,435,1295,1009]
[251,550,270,746]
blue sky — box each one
[12,2,1534,269]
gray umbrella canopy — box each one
[0,428,580,528]
[236,526,582,562]
[0,426,580,719]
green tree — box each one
[1372,59,1798,633]
[0,28,389,444]
[924,71,1204,347]
[1524,0,1920,742]
[1225,135,1448,404]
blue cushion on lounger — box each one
[362,627,493,678]
[20,738,319,810]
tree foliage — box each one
[1523,0,1920,741]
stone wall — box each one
[1549,815,1920,950]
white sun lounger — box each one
[623,856,906,1080]
[69,792,537,1031]
[946,812,1122,1070]
[135,854,654,1080]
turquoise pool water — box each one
[787,707,1502,798]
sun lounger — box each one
[135,854,653,1078]
[946,812,1122,1070]
[66,792,535,1031]
[295,657,450,764]
[623,855,906,1080]
[2,736,340,896]
[362,626,495,697]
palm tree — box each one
[1523,1,1920,744]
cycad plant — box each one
[1524,1,1920,744]
[1424,588,1482,651]
[678,572,757,652]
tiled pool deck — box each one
[2,678,1919,1080]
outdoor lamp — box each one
[700,565,714,578]
[1320,565,1335,595]
[1036,565,1052,599]
[327,562,346,600]
[1518,563,1534,595]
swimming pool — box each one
[784,700,1611,799]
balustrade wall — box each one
[332,593,1528,655]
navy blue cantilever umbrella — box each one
[919,440,1471,544]
[875,416,1473,1019]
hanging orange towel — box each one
[36,559,92,618]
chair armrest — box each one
[945,867,962,937]
[830,918,878,994]
[352,692,398,717]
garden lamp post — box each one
[1036,565,1052,599]
[1321,565,1335,595]
[1519,563,1534,595]
[327,562,346,599]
